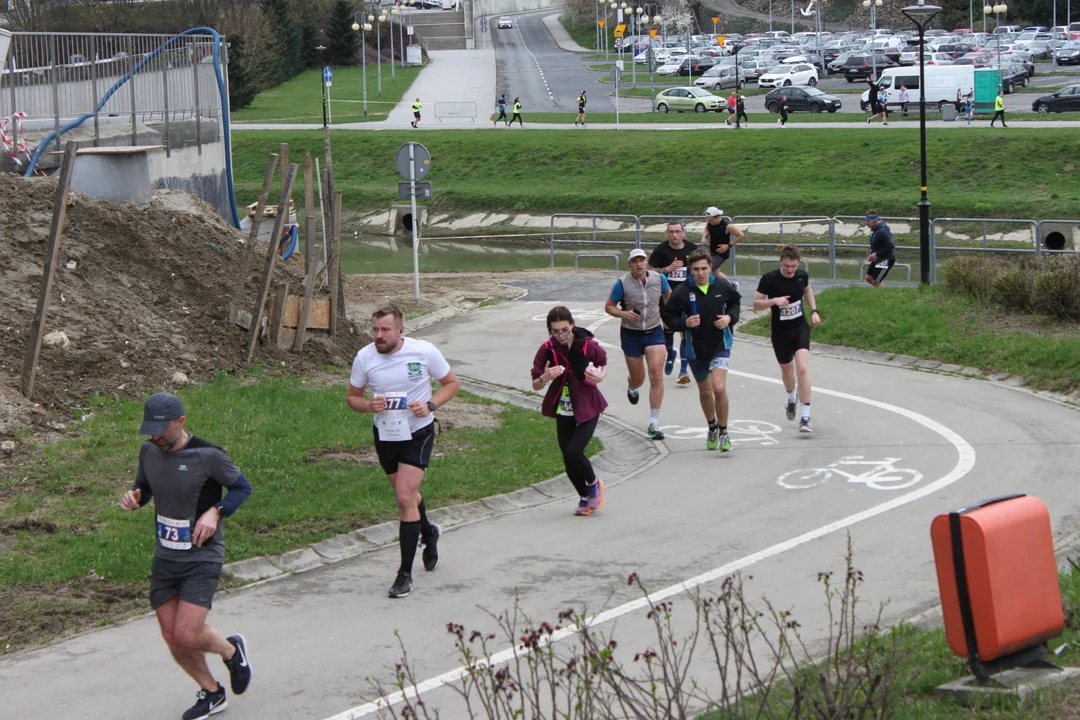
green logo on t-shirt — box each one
[407,362,423,381]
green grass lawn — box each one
[740,284,1080,394]
[230,128,1080,220]
[231,63,424,124]
[0,373,597,650]
[559,14,602,51]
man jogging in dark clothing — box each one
[495,94,508,126]
[662,248,742,453]
[753,244,822,433]
[575,90,587,126]
[347,304,461,599]
[702,206,745,277]
[121,392,254,720]
[735,93,748,128]
[864,209,896,287]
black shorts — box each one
[771,324,811,365]
[374,421,436,475]
[578,105,585,113]
[149,557,222,610]
[867,257,896,283]
[711,251,730,272]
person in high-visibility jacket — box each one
[509,98,524,127]
[411,98,422,128]
[990,91,1007,128]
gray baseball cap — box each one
[140,392,185,435]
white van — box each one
[859,64,975,111]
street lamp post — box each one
[985,3,1008,91]
[374,12,384,98]
[902,1,941,286]
[863,0,882,80]
[642,12,660,109]
[352,13,372,116]
[607,1,616,60]
[389,6,397,81]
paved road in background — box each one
[492,10,616,114]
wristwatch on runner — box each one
[427,401,437,413]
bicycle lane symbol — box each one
[658,420,782,446]
[777,456,923,491]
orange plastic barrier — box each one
[931,495,1063,667]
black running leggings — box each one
[555,415,598,497]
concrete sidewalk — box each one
[542,13,590,52]
[385,48,497,129]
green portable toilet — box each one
[974,68,1000,114]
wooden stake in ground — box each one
[303,152,315,276]
[20,142,78,400]
[229,152,279,320]
[330,190,342,336]
[245,163,299,364]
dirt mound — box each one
[0,175,362,437]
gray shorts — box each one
[149,557,222,610]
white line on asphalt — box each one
[322,365,976,720]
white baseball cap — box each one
[628,248,648,260]
[705,206,723,217]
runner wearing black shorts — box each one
[347,304,461,599]
[753,244,822,433]
[121,392,254,720]
[702,206,745,277]
[649,220,698,384]
[864,209,896,287]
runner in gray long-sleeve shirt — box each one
[121,392,253,720]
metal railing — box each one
[432,101,477,121]
[545,212,1080,280]
[2,31,225,157]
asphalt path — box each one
[493,10,615,115]
[5,273,1080,720]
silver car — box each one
[694,64,745,89]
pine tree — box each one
[226,33,258,110]
[260,0,304,84]
[299,21,322,69]
[325,0,360,66]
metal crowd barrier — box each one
[546,213,1079,279]
[433,101,477,121]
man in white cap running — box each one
[701,207,745,278]
[605,247,671,439]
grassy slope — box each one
[231,64,424,124]
[740,285,1080,393]
[231,129,1080,219]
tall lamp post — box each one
[352,12,372,116]
[607,1,616,60]
[984,3,1008,91]
[863,0,882,79]
[902,0,941,286]
[374,11,384,97]
[642,11,661,109]
[389,6,397,81]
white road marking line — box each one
[322,363,976,720]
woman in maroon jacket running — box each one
[531,306,609,515]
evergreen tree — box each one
[260,0,304,84]
[299,21,322,69]
[326,0,360,66]
[226,33,258,111]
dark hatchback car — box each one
[1032,84,1080,112]
[843,54,899,81]
[764,86,843,113]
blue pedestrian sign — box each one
[323,66,333,87]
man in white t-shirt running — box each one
[347,304,461,599]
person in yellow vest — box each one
[509,97,524,127]
[411,97,422,128]
[575,90,587,127]
[990,90,1007,128]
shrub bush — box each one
[991,258,1037,313]
[1031,255,1080,321]
[941,255,1000,302]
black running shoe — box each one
[627,386,640,405]
[389,571,413,599]
[182,684,227,720]
[420,523,442,571]
[786,402,796,421]
[224,634,252,695]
